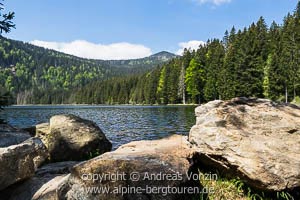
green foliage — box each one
[292,96,300,105]
[263,54,272,98]
[204,39,225,101]
[1,2,300,105]
[0,36,173,104]
[198,170,295,200]
[0,85,11,109]
[0,0,15,34]
[87,149,101,160]
[276,191,294,200]
[185,58,203,103]
[0,0,13,116]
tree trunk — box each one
[285,85,288,103]
[294,85,296,100]
[182,86,186,105]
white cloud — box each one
[176,40,205,55]
[194,0,231,5]
[30,40,152,60]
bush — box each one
[292,96,300,105]
[0,86,11,110]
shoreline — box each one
[8,103,199,107]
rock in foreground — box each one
[0,161,78,200]
[0,137,48,191]
[65,135,197,200]
[189,97,300,191]
[36,114,112,162]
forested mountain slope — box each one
[0,36,175,104]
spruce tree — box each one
[293,1,300,100]
[204,39,225,101]
[220,27,238,99]
[0,0,14,33]
[281,13,297,102]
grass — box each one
[198,170,294,200]
[292,96,300,105]
[86,148,101,160]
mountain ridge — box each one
[99,51,177,69]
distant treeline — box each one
[74,3,300,105]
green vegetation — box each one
[87,149,101,160]
[0,36,175,104]
[199,171,294,200]
[0,0,14,111]
[74,2,300,105]
[0,0,175,105]
[0,2,300,105]
[292,96,300,105]
[0,0,14,34]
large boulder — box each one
[0,137,48,190]
[0,124,31,147]
[64,135,199,200]
[189,97,300,191]
[36,114,112,162]
[0,161,77,200]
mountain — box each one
[0,36,175,104]
[150,51,177,60]
[98,51,177,70]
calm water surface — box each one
[0,105,196,149]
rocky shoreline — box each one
[0,97,299,199]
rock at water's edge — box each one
[36,114,112,162]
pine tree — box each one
[0,0,15,33]
[185,45,206,104]
[204,39,225,101]
[293,1,300,100]
[156,65,170,104]
[281,13,297,102]
[167,59,180,104]
[267,21,284,101]
[220,27,240,99]
[178,49,192,104]
[185,58,201,103]
[223,30,229,51]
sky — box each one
[2,0,299,60]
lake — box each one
[0,105,196,149]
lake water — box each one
[0,105,196,149]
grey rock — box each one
[36,115,112,162]
[189,97,300,191]
[65,135,197,200]
[0,137,48,190]
[0,161,77,200]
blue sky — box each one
[3,0,299,59]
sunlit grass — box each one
[198,170,294,200]
[292,96,300,105]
